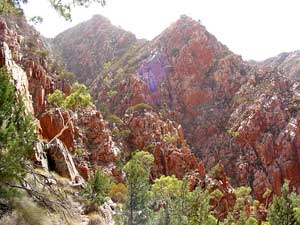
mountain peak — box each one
[90,14,111,24]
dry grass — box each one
[88,212,107,225]
[5,196,52,225]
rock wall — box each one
[74,15,300,199]
[122,110,205,179]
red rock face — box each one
[77,109,117,164]
[39,109,75,148]
[228,67,300,200]
[88,15,300,201]
[122,110,205,179]
[91,16,249,185]
[0,17,117,180]
[7,12,300,207]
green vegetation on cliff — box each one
[0,68,36,198]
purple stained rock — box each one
[138,51,170,93]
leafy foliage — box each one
[267,181,300,225]
[151,175,188,225]
[117,151,154,225]
[0,68,36,198]
[47,82,92,110]
[107,114,123,125]
[65,82,92,110]
[109,183,127,203]
[47,89,66,107]
[29,16,43,25]
[82,169,111,206]
[1,0,106,21]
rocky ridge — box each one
[50,14,300,202]
[0,14,211,223]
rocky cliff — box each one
[49,14,300,202]
[0,12,207,202]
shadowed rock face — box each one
[228,66,300,199]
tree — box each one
[47,82,92,110]
[267,181,300,225]
[151,175,188,225]
[64,82,92,110]
[0,68,36,198]
[47,89,66,107]
[186,187,216,225]
[119,151,154,225]
[221,186,258,225]
[82,169,111,206]
[1,0,106,21]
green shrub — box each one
[0,68,36,198]
[47,90,66,107]
[65,82,92,110]
[82,169,111,206]
[109,183,127,203]
[47,82,92,110]
[108,90,118,98]
[115,129,131,139]
[59,70,75,83]
[163,133,179,144]
[171,48,180,57]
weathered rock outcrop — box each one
[0,16,118,181]
[121,110,205,180]
[90,15,249,185]
[228,66,300,199]
[52,14,300,200]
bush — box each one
[59,70,75,84]
[171,48,180,57]
[82,169,111,206]
[163,133,179,144]
[47,90,66,107]
[88,213,106,225]
[0,68,36,198]
[107,114,123,125]
[47,82,92,110]
[64,82,92,110]
[108,90,118,98]
[109,183,127,203]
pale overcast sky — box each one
[23,0,300,61]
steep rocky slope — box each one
[50,15,143,85]
[90,15,250,186]
[0,14,211,223]
[258,50,300,80]
[49,14,300,201]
